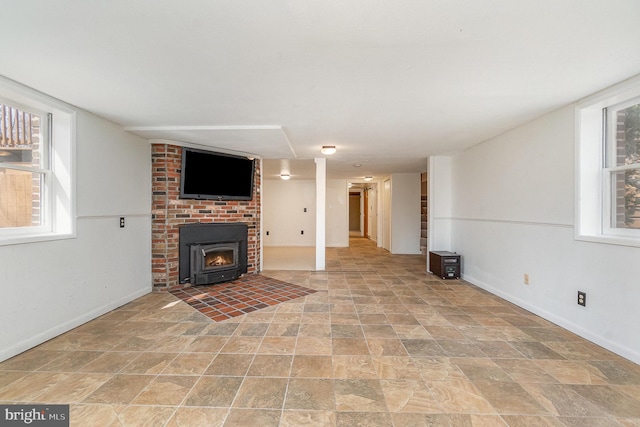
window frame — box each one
[0,76,75,246]
[576,76,640,247]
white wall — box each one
[428,156,452,255]
[438,104,640,363]
[390,173,422,254]
[262,178,349,248]
[262,179,316,246]
[0,109,151,362]
[367,185,378,243]
[326,179,349,247]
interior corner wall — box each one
[443,103,640,364]
[0,109,152,362]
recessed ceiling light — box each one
[280,173,290,180]
[364,176,373,181]
[353,164,361,167]
[321,145,336,155]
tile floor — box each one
[1,237,640,426]
[170,275,317,322]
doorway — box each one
[349,191,362,236]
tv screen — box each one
[180,148,255,201]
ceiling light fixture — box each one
[280,173,290,180]
[364,176,373,181]
[320,145,336,155]
[353,164,361,167]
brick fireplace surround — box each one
[151,143,261,291]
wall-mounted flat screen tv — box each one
[180,148,255,201]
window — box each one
[604,99,640,231]
[576,76,640,247]
[0,77,74,245]
[0,102,48,231]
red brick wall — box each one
[151,143,261,291]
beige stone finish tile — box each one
[332,338,370,355]
[535,360,609,385]
[120,352,178,375]
[257,337,297,354]
[298,324,332,338]
[380,379,441,413]
[233,322,269,337]
[366,338,409,356]
[372,356,422,379]
[165,407,228,427]
[151,335,196,352]
[337,412,393,427]
[225,409,281,427]
[34,372,112,403]
[334,378,387,412]
[392,325,433,339]
[233,377,288,409]
[470,414,510,426]
[332,355,377,379]
[291,355,333,378]
[0,349,66,371]
[300,312,331,324]
[295,337,333,355]
[247,354,293,377]
[116,405,176,426]
[160,352,213,375]
[111,336,158,351]
[494,358,557,383]
[71,404,122,427]
[266,323,300,337]
[427,379,497,414]
[78,352,138,373]
[219,336,262,354]
[204,353,253,376]
[0,372,69,402]
[0,371,28,389]
[471,380,549,414]
[330,313,360,324]
[83,374,154,405]
[412,357,467,381]
[182,336,228,353]
[281,410,337,427]
[183,376,243,407]
[37,351,102,372]
[412,313,451,327]
[271,313,302,323]
[241,311,276,323]
[285,378,335,410]
[132,375,198,405]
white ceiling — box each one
[2,1,640,180]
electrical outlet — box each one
[119,217,125,228]
[301,230,304,235]
[524,273,529,285]
[578,291,586,307]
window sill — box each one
[575,233,640,248]
[0,232,76,247]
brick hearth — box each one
[151,143,261,291]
